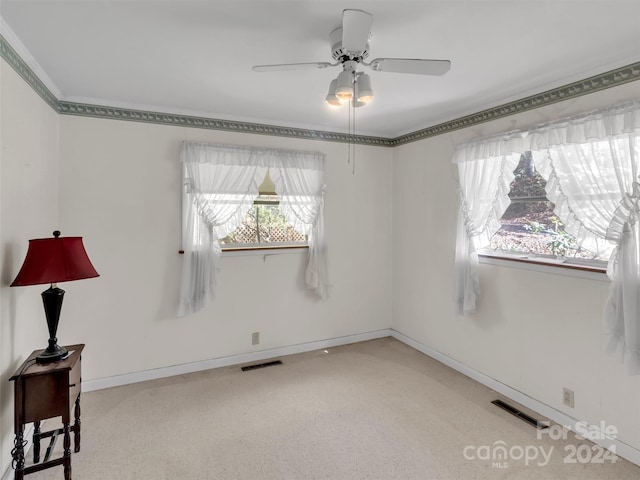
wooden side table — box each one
[9,344,84,480]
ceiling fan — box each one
[252,9,451,107]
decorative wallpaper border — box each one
[2,34,639,147]
[56,101,391,146]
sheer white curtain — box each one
[269,154,329,299]
[178,143,267,316]
[453,132,524,314]
[178,142,328,316]
[528,100,640,374]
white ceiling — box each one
[2,1,640,138]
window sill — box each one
[478,252,608,282]
[178,245,309,257]
[222,245,309,257]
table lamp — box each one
[10,231,99,363]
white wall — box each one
[392,81,640,451]
[57,116,394,381]
[0,58,59,476]
[3,39,640,476]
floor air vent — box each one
[241,360,283,372]
[491,399,549,429]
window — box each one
[487,152,608,264]
[220,173,308,250]
[179,142,328,316]
[454,100,640,374]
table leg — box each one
[74,394,81,452]
[33,420,41,463]
[12,428,25,480]
[63,423,72,480]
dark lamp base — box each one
[36,341,68,364]
[38,286,67,363]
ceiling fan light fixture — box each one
[325,79,342,106]
[252,8,452,112]
[356,73,374,103]
[335,70,354,100]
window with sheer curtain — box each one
[454,100,640,374]
[218,171,309,250]
[487,151,609,263]
[178,142,329,316]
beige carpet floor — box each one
[24,337,640,479]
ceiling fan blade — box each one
[342,9,373,55]
[252,62,334,72]
[368,58,451,76]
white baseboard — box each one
[82,329,393,392]
[390,330,640,468]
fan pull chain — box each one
[347,99,351,167]
[346,77,356,175]
[351,97,356,174]
[347,97,353,173]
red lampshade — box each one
[11,233,99,287]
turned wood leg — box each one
[12,428,25,480]
[33,420,41,463]
[74,394,81,453]
[63,423,72,480]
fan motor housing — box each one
[329,26,370,61]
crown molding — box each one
[2,33,639,147]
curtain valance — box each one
[527,100,640,149]
[181,142,326,170]
[453,99,640,156]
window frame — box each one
[218,190,310,253]
[481,151,609,276]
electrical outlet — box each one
[251,332,260,345]
[562,387,575,408]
